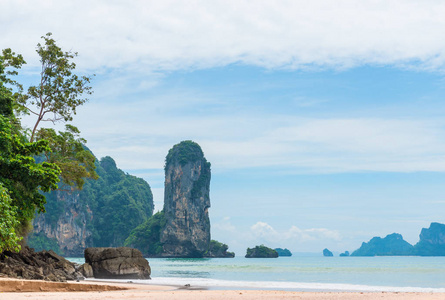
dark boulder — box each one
[0,246,83,281]
[84,247,150,279]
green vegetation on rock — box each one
[26,232,61,254]
[245,245,278,258]
[86,156,154,247]
[204,240,235,258]
[165,140,208,169]
[124,211,167,256]
[28,154,154,254]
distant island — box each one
[245,245,278,258]
[323,248,333,257]
[275,248,292,256]
[349,222,445,256]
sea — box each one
[67,256,445,292]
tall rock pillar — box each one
[160,141,211,257]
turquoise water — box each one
[69,256,445,292]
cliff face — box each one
[29,155,154,256]
[31,190,92,256]
[160,141,211,257]
[413,222,445,256]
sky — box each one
[3,0,445,256]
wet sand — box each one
[0,278,444,299]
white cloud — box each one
[60,93,445,173]
[3,0,445,73]
[250,221,341,246]
[213,217,237,233]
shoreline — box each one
[86,277,445,293]
[1,278,445,300]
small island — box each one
[245,245,278,258]
[323,248,333,257]
[274,248,292,256]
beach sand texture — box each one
[1,278,445,300]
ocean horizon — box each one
[68,256,445,292]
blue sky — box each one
[3,0,445,255]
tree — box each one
[35,125,98,189]
[0,183,21,252]
[0,35,92,251]
[10,33,97,189]
[15,33,93,142]
[0,110,60,238]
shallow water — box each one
[68,256,445,292]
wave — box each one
[88,277,445,293]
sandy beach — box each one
[0,278,444,300]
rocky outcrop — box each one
[204,240,235,258]
[245,245,278,258]
[351,233,414,256]
[0,246,83,281]
[413,222,445,256]
[160,141,211,257]
[323,248,333,256]
[340,251,350,257]
[29,155,154,256]
[84,247,150,279]
[275,248,292,257]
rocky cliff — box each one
[413,222,445,256]
[30,190,92,256]
[351,233,414,256]
[29,155,154,256]
[160,141,211,257]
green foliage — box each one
[15,33,93,142]
[245,244,279,258]
[35,125,98,189]
[0,183,22,252]
[124,211,166,256]
[0,115,60,234]
[165,140,207,170]
[27,232,61,255]
[86,156,154,247]
[204,240,235,257]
